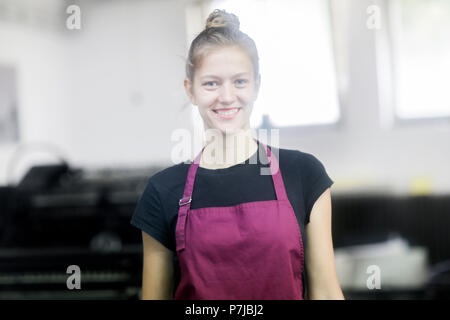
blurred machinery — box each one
[1,164,450,299]
[331,194,450,299]
[0,163,164,299]
[334,235,429,297]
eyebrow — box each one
[200,72,250,80]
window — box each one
[186,0,340,129]
[389,0,450,120]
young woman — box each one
[130,9,344,300]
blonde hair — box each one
[186,9,260,83]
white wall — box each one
[0,0,192,184]
[0,0,449,195]
[0,19,71,184]
[63,0,192,168]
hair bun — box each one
[205,9,240,31]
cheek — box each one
[240,88,256,102]
[196,91,217,106]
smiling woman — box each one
[184,45,259,135]
[130,8,343,301]
[183,9,260,137]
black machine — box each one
[0,163,163,299]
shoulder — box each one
[135,162,189,201]
[139,161,189,198]
[272,145,333,198]
[271,145,328,177]
[151,161,189,182]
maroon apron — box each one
[174,140,304,300]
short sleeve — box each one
[130,178,171,250]
[301,153,334,224]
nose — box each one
[218,82,236,105]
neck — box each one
[200,128,258,169]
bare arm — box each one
[304,188,345,300]
[141,231,174,300]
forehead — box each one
[196,46,253,79]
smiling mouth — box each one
[212,107,242,120]
[213,108,241,114]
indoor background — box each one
[0,0,449,299]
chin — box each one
[217,126,246,135]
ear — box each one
[184,78,196,105]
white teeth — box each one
[216,108,239,116]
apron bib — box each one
[174,140,304,299]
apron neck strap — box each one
[180,138,288,209]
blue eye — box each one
[204,81,217,87]
[236,79,248,86]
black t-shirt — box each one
[130,141,334,298]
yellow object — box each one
[410,176,433,195]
